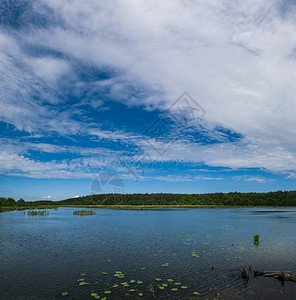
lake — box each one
[1,207,296,299]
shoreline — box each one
[1,204,296,211]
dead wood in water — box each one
[254,270,296,282]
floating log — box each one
[254,270,296,282]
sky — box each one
[1,0,296,201]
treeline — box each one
[61,191,296,206]
[2,191,296,207]
[0,197,56,208]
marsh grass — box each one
[73,210,95,216]
[27,210,49,216]
[254,234,260,245]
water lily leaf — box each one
[61,292,68,296]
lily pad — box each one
[104,291,111,294]
[91,293,98,297]
[193,291,200,295]
[137,281,143,284]
[138,293,143,296]
[155,278,161,281]
[171,288,178,291]
[61,292,68,296]
[181,286,188,289]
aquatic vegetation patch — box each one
[254,234,260,245]
[73,210,95,215]
[27,210,49,216]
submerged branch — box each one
[254,270,296,282]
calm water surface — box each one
[1,207,296,299]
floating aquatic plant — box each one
[61,292,68,296]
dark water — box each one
[1,207,296,300]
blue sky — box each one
[1,0,296,201]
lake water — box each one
[1,207,296,299]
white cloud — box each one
[1,0,296,179]
[42,195,54,199]
[233,176,271,184]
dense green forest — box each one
[1,190,296,207]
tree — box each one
[16,198,26,206]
